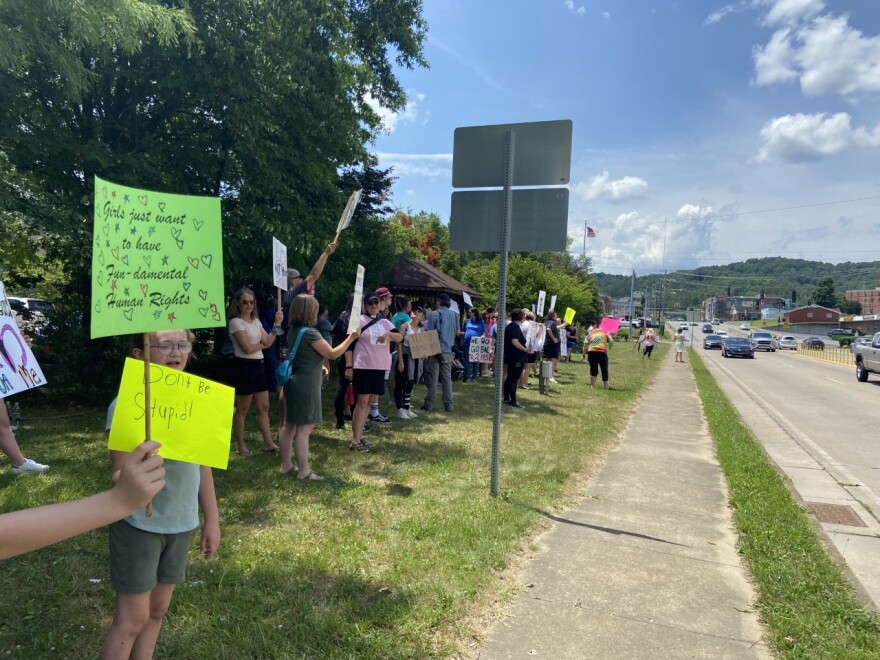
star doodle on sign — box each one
[168,312,176,323]
[124,194,130,203]
[111,190,117,199]
[148,226,156,236]
[124,287,130,297]
[114,223,120,233]
[111,280,118,291]
[105,240,110,248]
[130,227,137,236]
[162,256,169,266]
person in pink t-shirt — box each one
[348,293,402,451]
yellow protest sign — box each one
[564,307,576,324]
[108,358,233,469]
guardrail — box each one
[796,345,854,367]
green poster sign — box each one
[91,177,226,338]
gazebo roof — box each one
[382,256,480,301]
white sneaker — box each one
[397,408,411,420]
[12,458,49,474]
[549,378,559,384]
[405,408,417,419]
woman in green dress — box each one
[279,295,360,480]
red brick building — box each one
[845,288,880,315]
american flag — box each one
[586,226,597,238]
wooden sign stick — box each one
[142,331,153,517]
[277,287,282,318]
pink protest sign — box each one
[598,318,621,334]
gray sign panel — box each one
[449,188,569,252]
[452,120,572,189]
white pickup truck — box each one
[853,332,880,382]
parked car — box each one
[801,336,825,350]
[778,335,798,350]
[749,331,777,352]
[703,334,723,350]
[739,323,751,331]
[7,296,53,319]
[722,337,754,358]
[701,324,713,333]
[826,328,854,337]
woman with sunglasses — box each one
[349,294,402,451]
[227,287,283,456]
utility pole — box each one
[628,269,635,341]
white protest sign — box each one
[462,291,473,308]
[347,265,365,335]
[450,300,460,315]
[549,294,557,312]
[272,237,288,291]
[537,290,546,316]
[335,189,363,241]
[0,281,47,396]
[468,336,493,364]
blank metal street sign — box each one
[452,119,572,189]
[449,188,569,252]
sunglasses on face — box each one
[366,300,380,306]
[240,299,255,306]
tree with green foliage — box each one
[0,0,427,400]
[812,276,837,308]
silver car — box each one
[749,331,777,352]
[778,335,798,350]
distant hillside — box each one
[593,257,880,309]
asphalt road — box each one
[696,342,880,518]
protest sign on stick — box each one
[537,290,546,316]
[549,294,557,313]
[0,281,48,397]
[93,177,228,512]
[334,189,363,244]
[273,237,287,312]
[462,291,473,308]
[409,329,441,359]
[564,307,576,324]
[347,265,366,335]
[109,358,233,469]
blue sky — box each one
[371,0,880,277]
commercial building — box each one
[844,288,880,315]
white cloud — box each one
[753,13,880,96]
[564,0,586,18]
[600,12,610,20]
[705,3,749,26]
[755,0,824,27]
[574,171,649,202]
[375,152,453,178]
[756,112,880,163]
[364,91,424,134]
[677,203,715,219]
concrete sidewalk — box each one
[479,350,771,659]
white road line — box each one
[825,377,842,384]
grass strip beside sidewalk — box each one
[691,351,880,658]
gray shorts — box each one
[109,520,194,593]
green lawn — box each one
[691,350,880,658]
[1,345,663,658]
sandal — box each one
[236,449,255,457]
[349,442,369,452]
[262,446,280,453]
[297,471,324,481]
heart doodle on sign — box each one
[158,202,166,212]
[212,308,222,321]
[198,289,208,300]
[123,309,134,321]
[94,300,101,313]
[97,272,104,286]
[175,238,184,250]
[137,195,148,206]
[143,256,152,267]
[187,256,200,269]
[171,228,182,240]
[140,284,148,298]
[121,255,129,266]
[200,254,213,268]
[102,223,110,236]
[193,219,204,231]
[111,246,120,261]
[98,252,105,266]
[182,282,191,292]
[198,307,209,318]
[153,310,162,319]
[101,186,108,198]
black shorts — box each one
[587,351,609,380]
[353,369,385,396]
[543,343,560,359]
[232,357,268,396]
[527,352,537,364]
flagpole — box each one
[583,219,587,257]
